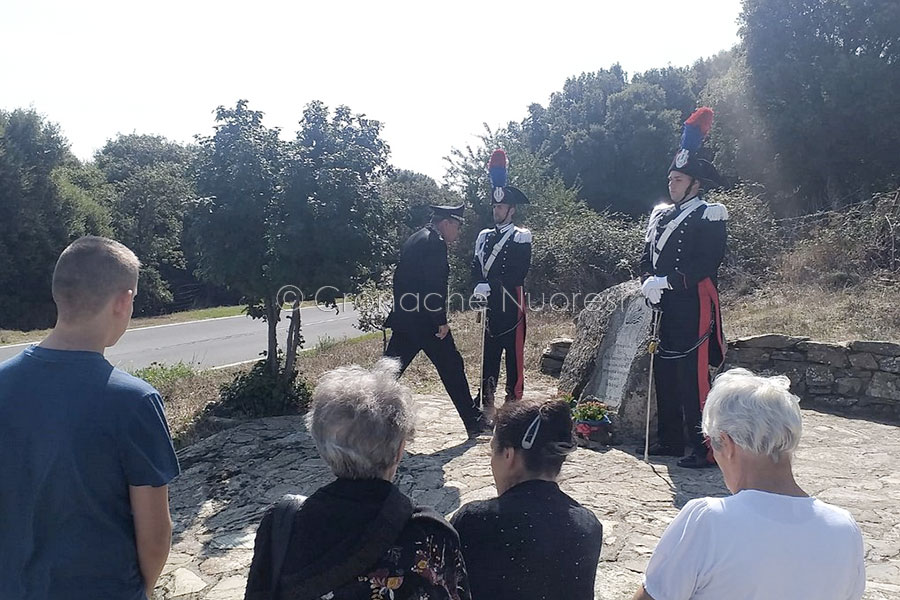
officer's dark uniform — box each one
[384,206,484,435]
[472,185,532,406]
[640,107,727,468]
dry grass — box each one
[297,311,570,397]
[155,364,250,448]
[721,279,900,343]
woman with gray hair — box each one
[634,368,866,600]
[245,359,471,600]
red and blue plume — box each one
[680,107,714,153]
[488,149,508,188]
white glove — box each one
[643,287,662,305]
[641,276,670,305]
[473,282,491,298]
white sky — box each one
[4,0,741,182]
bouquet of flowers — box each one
[572,398,612,447]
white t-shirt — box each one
[643,490,866,600]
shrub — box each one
[354,268,393,334]
[219,357,311,417]
[706,184,783,288]
[316,335,337,352]
[528,211,643,308]
[780,189,900,287]
[132,361,195,389]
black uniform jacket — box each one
[640,195,728,364]
[385,226,451,334]
[471,224,532,333]
[639,196,727,290]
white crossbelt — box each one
[652,198,703,269]
[480,227,516,279]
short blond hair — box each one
[52,236,140,320]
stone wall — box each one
[545,333,900,422]
[540,338,572,376]
[725,336,900,420]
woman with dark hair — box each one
[450,399,603,600]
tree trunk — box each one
[283,299,302,384]
[265,295,279,376]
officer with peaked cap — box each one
[639,107,728,468]
[384,204,489,438]
[472,150,532,417]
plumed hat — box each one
[669,107,721,186]
[488,149,529,205]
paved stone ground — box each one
[155,386,900,599]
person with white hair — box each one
[633,368,866,600]
[245,359,471,600]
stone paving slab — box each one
[154,387,900,599]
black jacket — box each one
[640,196,728,365]
[451,480,602,600]
[385,226,451,334]
[245,479,471,600]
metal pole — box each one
[477,305,488,411]
[644,308,662,463]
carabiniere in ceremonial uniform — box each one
[640,107,727,469]
[472,150,532,413]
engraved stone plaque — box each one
[560,280,657,442]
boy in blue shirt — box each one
[0,236,180,599]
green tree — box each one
[0,109,111,329]
[95,134,198,315]
[194,100,285,377]
[520,67,628,212]
[109,164,196,314]
[444,127,640,302]
[276,101,393,300]
[632,66,697,117]
[516,65,696,214]
[740,0,900,208]
[95,134,193,183]
[380,169,461,250]
[194,100,392,398]
[602,83,681,212]
[699,52,771,193]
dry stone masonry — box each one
[725,337,900,420]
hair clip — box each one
[521,413,542,449]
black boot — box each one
[636,442,685,457]
[466,415,493,440]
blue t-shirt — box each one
[0,346,181,600]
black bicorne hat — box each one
[491,185,530,205]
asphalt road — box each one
[0,303,363,371]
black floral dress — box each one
[245,479,470,600]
